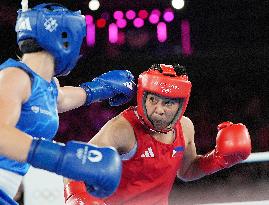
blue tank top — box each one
[0,58,59,175]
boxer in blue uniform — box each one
[0,3,135,204]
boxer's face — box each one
[145,93,180,130]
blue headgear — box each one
[15,3,86,76]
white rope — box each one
[21,0,28,12]
[199,200,269,205]
[241,151,269,163]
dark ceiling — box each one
[1,0,267,21]
[0,0,267,61]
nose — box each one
[154,103,165,115]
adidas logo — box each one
[123,82,133,90]
[141,147,155,158]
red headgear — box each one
[137,64,192,133]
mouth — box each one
[151,118,169,128]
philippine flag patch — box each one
[172,146,184,157]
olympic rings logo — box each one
[30,188,63,201]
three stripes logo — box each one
[123,82,133,90]
[141,147,155,158]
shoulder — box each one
[105,114,134,138]
[113,114,136,152]
[180,116,195,144]
[180,116,194,130]
[0,67,31,81]
[0,67,31,102]
[94,113,136,152]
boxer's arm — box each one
[89,115,135,150]
[177,117,205,181]
[177,119,251,182]
[64,115,134,203]
[54,77,86,113]
[0,67,33,161]
[56,70,136,113]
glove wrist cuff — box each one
[198,149,227,175]
[27,138,64,173]
[80,82,95,106]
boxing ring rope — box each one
[200,200,269,205]
[241,151,269,163]
[200,152,269,205]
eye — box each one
[165,101,173,106]
[165,100,176,107]
[149,96,158,104]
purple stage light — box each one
[181,20,192,55]
[85,15,93,25]
[86,23,95,46]
[133,18,144,28]
[101,12,110,20]
[163,9,174,22]
[151,9,161,17]
[126,10,136,20]
[109,23,118,43]
[113,10,124,20]
[157,22,167,42]
[116,19,127,29]
[117,31,126,45]
[149,13,160,24]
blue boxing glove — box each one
[27,138,122,198]
[80,70,136,106]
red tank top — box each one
[105,107,185,205]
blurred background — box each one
[0,0,268,204]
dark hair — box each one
[18,39,44,54]
[150,64,188,76]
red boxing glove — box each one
[64,181,106,205]
[198,121,251,175]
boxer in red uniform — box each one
[64,64,251,205]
